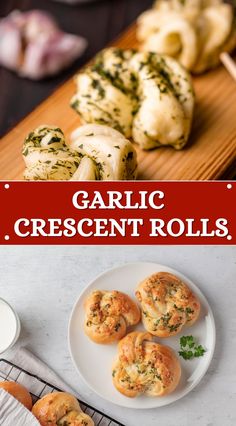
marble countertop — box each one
[0,245,235,426]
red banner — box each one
[0,181,235,245]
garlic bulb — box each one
[0,10,87,79]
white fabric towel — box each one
[0,347,83,425]
[10,347,77,396]
[0,389,40,426]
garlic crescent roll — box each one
[22,125,82,180]
[22,124,137,180]
[112,331,181,397]
[135,272,200,337]
[32,392,94,426]
[137,0,236,73]
[0,382,32,410]
[71,47,194,150]
[84,290,140,344]
[70,124,137,180]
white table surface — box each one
[0,245,235,426]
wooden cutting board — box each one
[0,24,236,180]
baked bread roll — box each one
[84,290,140,344]
[135,272,200,337]
[112,331,181,397]
[22,124,137,180]
[70,124,137,180]
[71,47,194,150]
[22,125,81,180]
[32,392,94,426]
[0,381,32,410]
[137,0,236,73]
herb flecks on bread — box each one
[32,392,94,426]
[22,124,137,181]
[71,47,194,150]
[112,331,181,397]
[84,290,140,344]
[136,272,200,337]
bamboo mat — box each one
[0,24,235,180]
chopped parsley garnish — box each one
[91,78,105,99]
[22,147,29,156]
[169,323,181,332]
[179,335,206,360]
[162,312,171,326]
[48,137,61,144]
[174,304,184,312]
[71,99,80,110]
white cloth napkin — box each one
[10,347,77,396]
[0,389,40,426]
[0,347,84,425]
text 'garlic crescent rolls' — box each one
[112,331,181,398]
[137,0,236,73]
[32,392,94,426]
[84,290,140,344]
[135,272,200,337]
[22,124,137,180]
[71,47,194,150]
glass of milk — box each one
[0,298,21,354]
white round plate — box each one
[68,262,215,409]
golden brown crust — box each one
[135,272,200,337]
[112,331,181,398]
[0,381,32,410]
[32,392,94,426]
[84,290,140,344]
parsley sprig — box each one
[179,335,206,360]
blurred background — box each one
[0,0,153,137]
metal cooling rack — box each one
[0,359,125,426]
